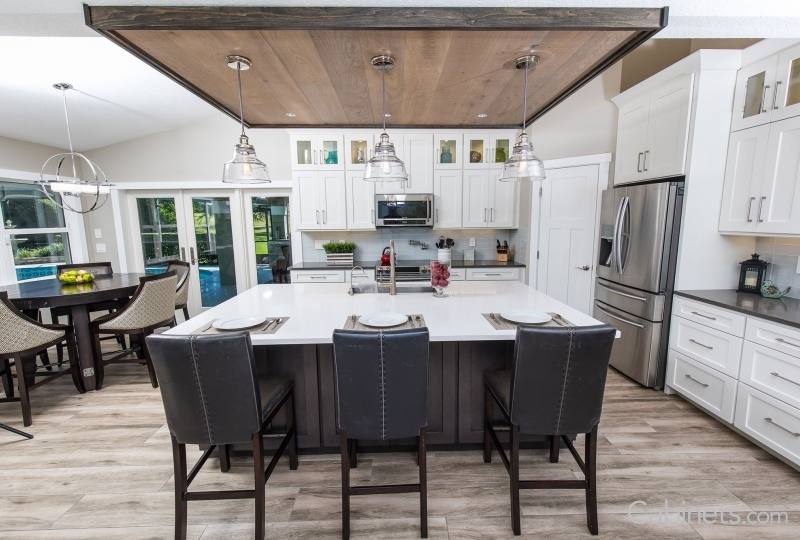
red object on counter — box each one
[380,247,391,266]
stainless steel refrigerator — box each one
[593,178,685,388]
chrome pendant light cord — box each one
[521,59,529,130]
[381,67,387,131]
[236,62,245,137]
[59,87,78,180]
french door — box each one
[127,190,247,313]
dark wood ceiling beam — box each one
[85,5,666,32]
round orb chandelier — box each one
[38,83,112,214]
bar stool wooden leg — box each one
[585,426,599,535]
[289,391,298,470]
[340,430,350,540]
[419,430,428,538]
[171,436,188,540]
[483,388,492,463]
[14,354,32,427]
[219,444,231,472]
[253,433,266,540]
[510,425,521,536]
[549,435,560,463]
[348,439,357,469]
[141,330,158,388]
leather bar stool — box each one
[332,328,430,540]
[146,332,298,540]
[483,325,616,536]
[0,291,81,433]
[165,260,191,322]
[91,272,177,389]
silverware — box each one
[415,315,423,327]
[196,320,214,334]
[407,315,414,328]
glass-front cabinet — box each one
[344,132,376,170]
[290,132,344,170]
[434,132,461,169]
[463,131,514,168]
[774,43,800,123]
[464,133,487,168]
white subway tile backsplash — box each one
[756,237,800,299]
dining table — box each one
[0,273,146,391]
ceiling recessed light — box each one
[477,113,488,118]
[384,113,392,118]
[285,112,296,117]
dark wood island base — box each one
[247,341,552,454]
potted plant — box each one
[323,241,356,266]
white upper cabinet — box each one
[294,170,347,230]
[462,170,491,227]
[375,132,433,194]
[344,132,376,171]
[433,170,462,229]
[463,131,515,169]
[460,168,518,229]
[346,170,375,230]
[434,132,462,170]
[719,125,769,233]
[719,117,800,235]
[291,132,344,170]
[731,43,800,131]
[490,168,518,228]
[613,74,693,185]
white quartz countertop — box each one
[167,282,611,345]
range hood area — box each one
[84,5,667,129]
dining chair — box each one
[90,272,177,389]
[165,260,191,322]
[333,328,430,540]
[0,291,81,433]
[483,325,616,536]
[52,262,126,366]
[146,332,298,540]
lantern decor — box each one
[737,253,769,294]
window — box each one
[251,196,291,284]
[0,181,71,281]
[136,197,180,274]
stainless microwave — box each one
[375,194,433,227]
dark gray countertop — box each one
[290,259,526,271]
[675,289,800,330]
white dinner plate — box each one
[499,311,552,325]
[358,312,408,328]
[212,316,268,331]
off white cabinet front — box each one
[294,171,347,230]
[433,170,462,228]
[718,125,769,233]
[375,133,433,195]
[731,55,779,132]
[291,133,344,171]
[346,171,375,229]
[615,95,651,185]
[461,169,517,228]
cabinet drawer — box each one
[667,350,737,423]
[465,268,521,281]
[746,317,800,358]
[735,383,800,466]
[672,297,746,336]
[669,316,743,377]
[741,341,800,410]
[448,268,465,281]
[290,270,345,283]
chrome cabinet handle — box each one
[773,81,782,110]
[490,208,494,222]
[435,208,439,224]
[315,210,320,225]
[484,273,503,276]
[765,417,800,437]
[776,337,800,349]
[483,208,488,222]
[180,247,186,262]
[595,305,645,328]
[189,247,197,265]
[747,196,756,222]
[636,152,643,173]
[761,84,771,113]
[597,282,646,302]
[643,150,649,172]
[770,371,800,387]
[689,338,714,350]
[691,311,717,321]
[322,209,327,224]
[576,265,591,271]
[371,209,375,225]
[758,196,766,222]
[684,373,709,388]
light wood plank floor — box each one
[2,363,800,539]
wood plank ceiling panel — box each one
[116,28,635,128]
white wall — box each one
[0,135,64,174]
[528,62,622,161]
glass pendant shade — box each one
[500,131,545,182]
[363,132,408,182]
[222,134,269,183]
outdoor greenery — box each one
[322,241,356,254]
[15,242,65,260]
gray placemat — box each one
[482,312,573,330]
[192,317,289,335]
[343,314,427,331]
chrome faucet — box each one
[388,239,397,295]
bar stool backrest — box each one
[98,273,177,332]
[0,292,64,356]
[56,261,113,278]
[333,328,429,441]
[165,260,191,307]
[146,332,263,445]
[510,325,616,435]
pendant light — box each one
[222,55,269,183]
[500,55,545,182]
[363,55,408,183]
[38,83,113,214]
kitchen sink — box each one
[349,283,434,295]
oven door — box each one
[376,194,432,227]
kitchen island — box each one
[168,281,608,451]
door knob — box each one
[576,265,591,271]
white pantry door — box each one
[536,164,600,314]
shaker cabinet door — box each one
[295,171,322,230]
[645,73,693,179]
[346,171,375,229]
[433,170,462,229]
[490,168,518,228]
[757,116,800,234]
[731,55,778,132]
[614,95,650,185]
[319,171,348,229]
[462,171,490,228]
[718,125,769,233]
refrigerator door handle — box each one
[595,304,645,328]
[617,196,631,274]
[611,196,625,272]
